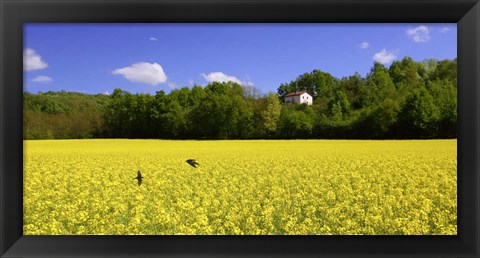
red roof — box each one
[285,91,308,97]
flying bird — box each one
[134,170,143,186]
[186,159,199,168]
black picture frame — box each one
[1,0,479,257]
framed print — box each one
[1,0,479,257]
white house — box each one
[284,91,313,105]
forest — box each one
[23,57,457,140]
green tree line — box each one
[24,57,457,140]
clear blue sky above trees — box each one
[24,23,456,95]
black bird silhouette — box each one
[186,159,199,168]
[134,170,143,186]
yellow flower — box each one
[23,139,457,235]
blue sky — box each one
[24,23,457,95]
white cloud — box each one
[188,80,194,86]
[201,72,242,85]
[359,42,369,49]
[149,37,158,41]
[373,49,398,64]
[113,62,167,86]
[243,81,254,87]
[103,91,111,95]
[167,82,177,89]
[24,48,48,71]
[31,75,53,83]
[440,27,450,33]
[406,26,430,42]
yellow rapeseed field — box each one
[23,139,457,235]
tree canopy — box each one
[24,57,457,140]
